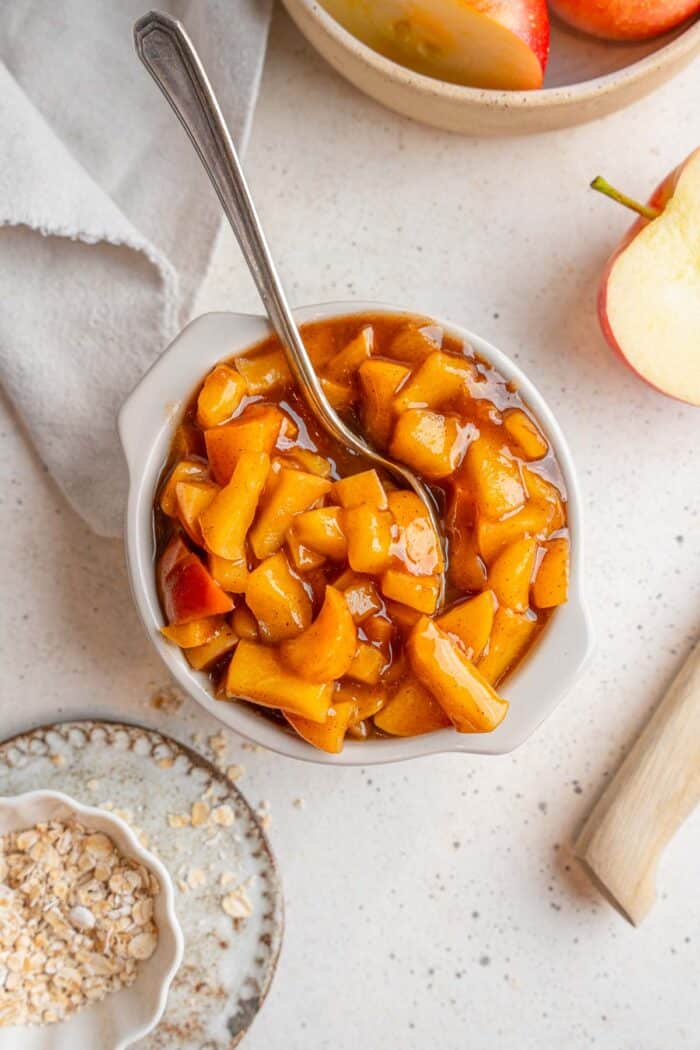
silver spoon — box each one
[133,11,445,587]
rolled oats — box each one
[0,818,159,1028]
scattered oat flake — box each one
[191,801,210,827]
[151,685,183,713]
[211,805,235,827]
[226,764,244,781]
[242,742,263,752]
[221,887,253,920]
[49,753,65,767]
[187,868,207,889]
[86,779,100,792]
[168,813,191,829]
[293,798,305,809]
[158,756,175,769]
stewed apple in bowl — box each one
[120,303,592,763]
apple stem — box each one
[590,176,661,221]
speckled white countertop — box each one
[1,9,699,1049]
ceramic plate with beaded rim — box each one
[0,720,283,1050]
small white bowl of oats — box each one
[0,790,183,1050]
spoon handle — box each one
[133,10,441,534]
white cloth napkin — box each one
[0,0,272,537]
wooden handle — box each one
[574,643,700,925]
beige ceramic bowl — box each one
[281,1,700,135]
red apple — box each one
[158,536,234,625]
[595,148,700,407]
[550,0,700,41]
[321,0,550,90]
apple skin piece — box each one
[285,700,357,754]
[158,537,234,625]
[320,0,549,90]
[407,617,509,733]
[549,0,699,41]
[226,639,332,723]
[598,148,700,407]
[279,586,357,681]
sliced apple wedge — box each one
[320,0,549,90]
[597,149,700,407]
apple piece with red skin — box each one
[595,149,700,407]
[550,0,699,41]
[321,0,550,90]
[159,535,234,625]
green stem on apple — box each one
[590,176,661,221]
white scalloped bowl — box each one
[119,301,594,765]
[0,791,183,1050]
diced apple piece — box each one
[208,553,249,594]
[475,500,553,565]
[232,605,259,640]
[363,614,394,653]
[226,640,331,723]
[235,348,292,395]
[388,489,443,575]
[384,599,423,632]
[161,615,225,649]
[285,700,356,753]
[290,507,348,561]
[503,408,548,461]
[196,364,247,428]
[436,590,497,660]
[199,451,270,560]
[390,410,471,480]
[343,505,393,575]
[532,538,569,609]
[346,642,386,685]
[204,406,286,485]
[332,469,388,510]
[281,448,332,477]
[160,459,208,517]
[446,486,487,592]
[488,537,537,613]
[524,468,566,531]
[374,674,451,736]
[393,351,476,413]
[335,681,387,722]
[175,480,219,545]
[171,423,203,460]
[185,624,239,670]
[324,326,373,381]
[380,569,440,614]
[408,617,509,733]
[249,468,331,560]
[280,585,357,681]
[463,435,526,519]
[321,377,354,411]
[337,573,383,623]
[245,552,312,643]
[286,533,326,573]
[358,358,410,447]
[158,537,234,625]
[477,607,538,685]
[386,323,442,364]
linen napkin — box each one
[0,0,272,537]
